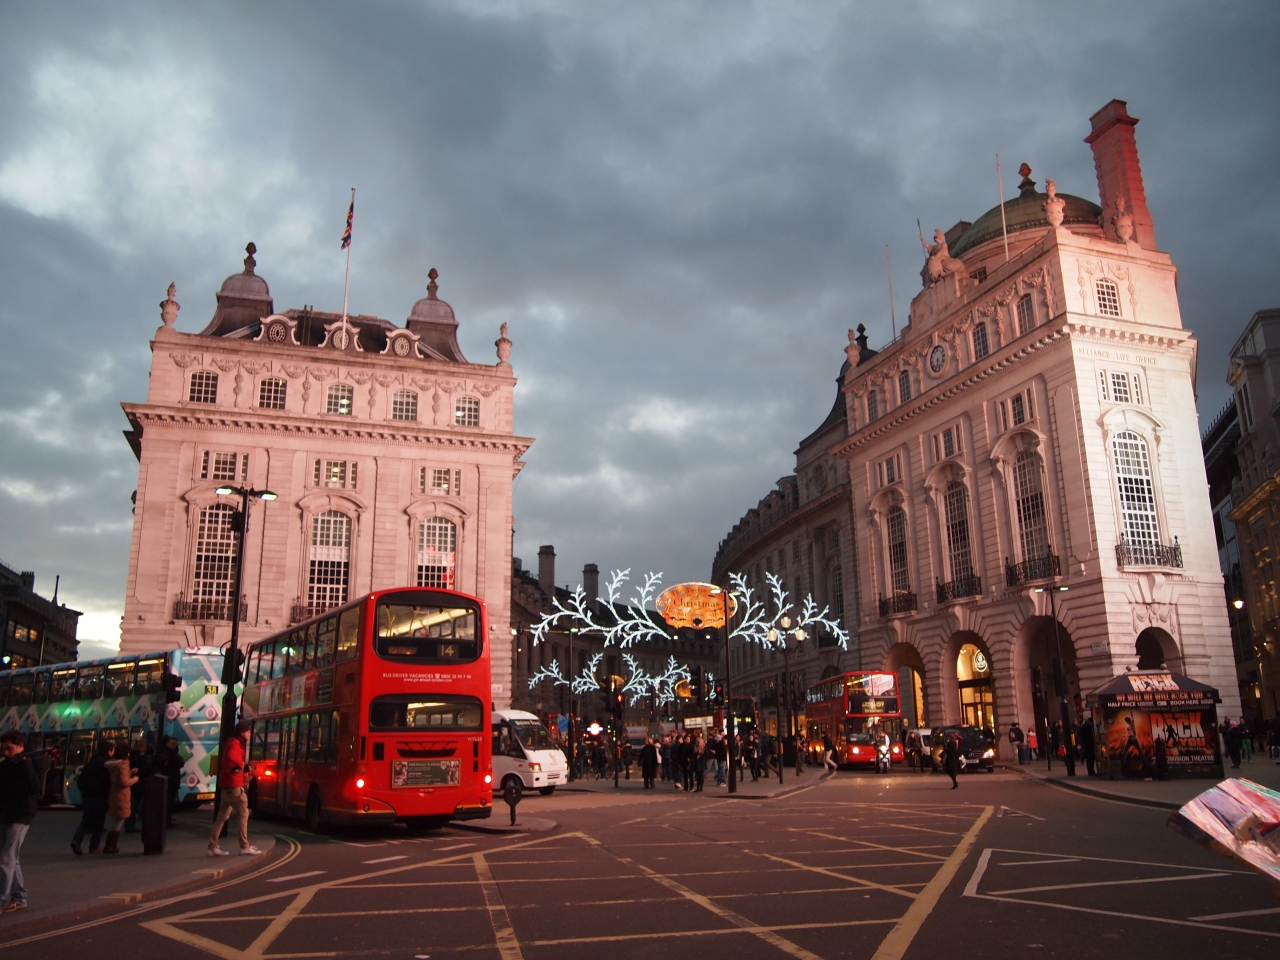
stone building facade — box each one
[834,100,1240,747]
[119,248,531,707]
[1226,308,1280,718]
[711,362,861,735]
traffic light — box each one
[162,672,182,703]
[1031,666,1044,702]
[611,687,625,718]
[221,647,246,686]
[693,666,705,706]
[713,682,723,704]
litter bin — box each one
[141,774,169,856]
[1018,744,1031,765]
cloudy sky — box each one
[1,2,1277,658]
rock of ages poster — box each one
[1099,707,1218,777]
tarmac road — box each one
[4,770,1277,959]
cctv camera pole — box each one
[722,589,737,795]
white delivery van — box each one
[492,709,568,795]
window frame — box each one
[326,383,355,416]
[188,371,219,404]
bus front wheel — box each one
[305,786,325,834]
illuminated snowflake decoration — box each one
[530,569,669,648]
[726,571,848,650]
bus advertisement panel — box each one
[240,587,492,830]
[806,671,904,766]
[0,647,227,805]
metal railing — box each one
[173,595,247,622]
[1116,535,1183,569]
[291,600,343,623]
[936,575,983,603]
[878,591,917,617]
[1005,554,1061,587]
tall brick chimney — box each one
[583,563,599,613]
[1085,99,1156,250]
[537,545,556,598]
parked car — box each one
[929,725,996,773]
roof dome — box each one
[950,166,1101,258]
[408,269,456,323]
[218,242,271,299]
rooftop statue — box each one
[921,228,968,286]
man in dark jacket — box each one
[639,737,659,789]
[153,736,183,827]
[0,731,38,912]
[71,740,115,855]
[943,733,961,789]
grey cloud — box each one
[0,1,1277,640]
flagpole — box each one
[341,187,355,322]
[996,155,1010,264]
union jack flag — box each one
[340,195,354,249]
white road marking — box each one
[997,806,1045,820]
[362,855,409,864]
[265,870,326,883]
[987,871,1232,896]
[437,843,475,851]
[1191,906,1280,921]
[999,858,1081,866]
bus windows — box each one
[104,660,136,698]
[296,713,311,763]
[134,658,164,696]
[264,718,281,762]
[315,617,337,668]
[336,606,360,661]
[374,601,480,662]
[249,721,270,761]
[301,624,318,672]
[31,669,50,704]
[280,715,297,766]
[67,730,97,767]
[368,695,484,731]
[51,667,75,701]
[285,631,305,675]
[8,673,33,707]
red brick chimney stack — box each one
[1085,99,1157,250]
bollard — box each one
[503,777,522,826]
[141,774,169,855]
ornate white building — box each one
[834,100,1240,744]
[119,248,532,707]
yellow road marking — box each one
[474,853,525,960]
[869,805,994,960]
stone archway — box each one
[1136,627,1182,672]
[946,632,997,733]
[1017,616,1079,751]
[884,642,928,728]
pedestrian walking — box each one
[1224,720,1243,769]
[692,735,705,792]
[153,736,183,827]
[712,734,727,786]
[208,721,262,857]
[1077,716,1096,776]
[71,740,114,855]
[943,733,961,789]
[0,731,38,914]
[823,734,838,773]
[640,737,658,789]
[103,739,138,854]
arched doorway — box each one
[1136,627,1182,672]
[955,638,996,731]
[884,643,927,728]
[1022,617,1079,750]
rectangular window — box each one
[454,397,480,427]
[210,452,239,482]
[1011,393,1026,426]
[326,383,354,416]
[1099,370,1110,402]
[972,323,989,360]
[867,391,879,421]
[200,451,209,479]
[1110,372,1131,404]
[885,456,897,484]
[1131,373,1143,405]
[258,378,287,410]
[431,468,452,494]
[188,371,218,404]
[999,401,1009,432]
[323,460,347,488]
[1240,382,1254,430]
[898,371,912,404]
[932,435,941,463]
[943,427,955,458]
[1016,294,1035,336]
[1096,278,1122,318]
[391,390,418,422]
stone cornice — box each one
[834,319,1194,458]
[1228,472,1280,524]
[122,403,533,456]
[712,481,850,577]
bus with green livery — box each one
[0,646,227,806]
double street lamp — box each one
[211,485,276,816]
[767,617,805,785]
[1034,584,1075,778]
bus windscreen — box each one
[375,601,480,662]
[509,719,555,751]
[368,695,484,731]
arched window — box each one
[192,504,237,616]
[944,481,973,581]
[898,371,912,405]
[886,506,910,594]
[454,397,480,427]
[326,383,354,416]
[417,517,457,588]
[972,323,989,360]
[258,377,287,410]
[189,371,218,404]
[867,391,879,421]
[308,511,351,611]
[391,390,418,422]
[1095,278,1121,318]
[1013,453,1050,560]
[1113,431,1160,562]
[1015,294,1035,336]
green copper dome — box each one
[950,168,1101,258]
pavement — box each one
[2,806,278,938]
[1003,751,1280,809]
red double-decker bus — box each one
[239,587,492,831]
[805,672,904,767]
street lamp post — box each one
[713,586,737,795]
[211,484,276,818]
[567,628,578,782]
[1035,585,1075,778]
[768,617,805,784]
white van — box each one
[492,709,568,795]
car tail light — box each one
[484,774,493,784]
[851,747,861,755]
[892,746,902,755]
[355,778,366,789]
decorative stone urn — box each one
[1112,196,1134,243]
[1042,179,1066,227]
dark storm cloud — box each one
[0,1,1276,649]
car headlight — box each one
[529,762,541,772]
[983,748,995,758]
